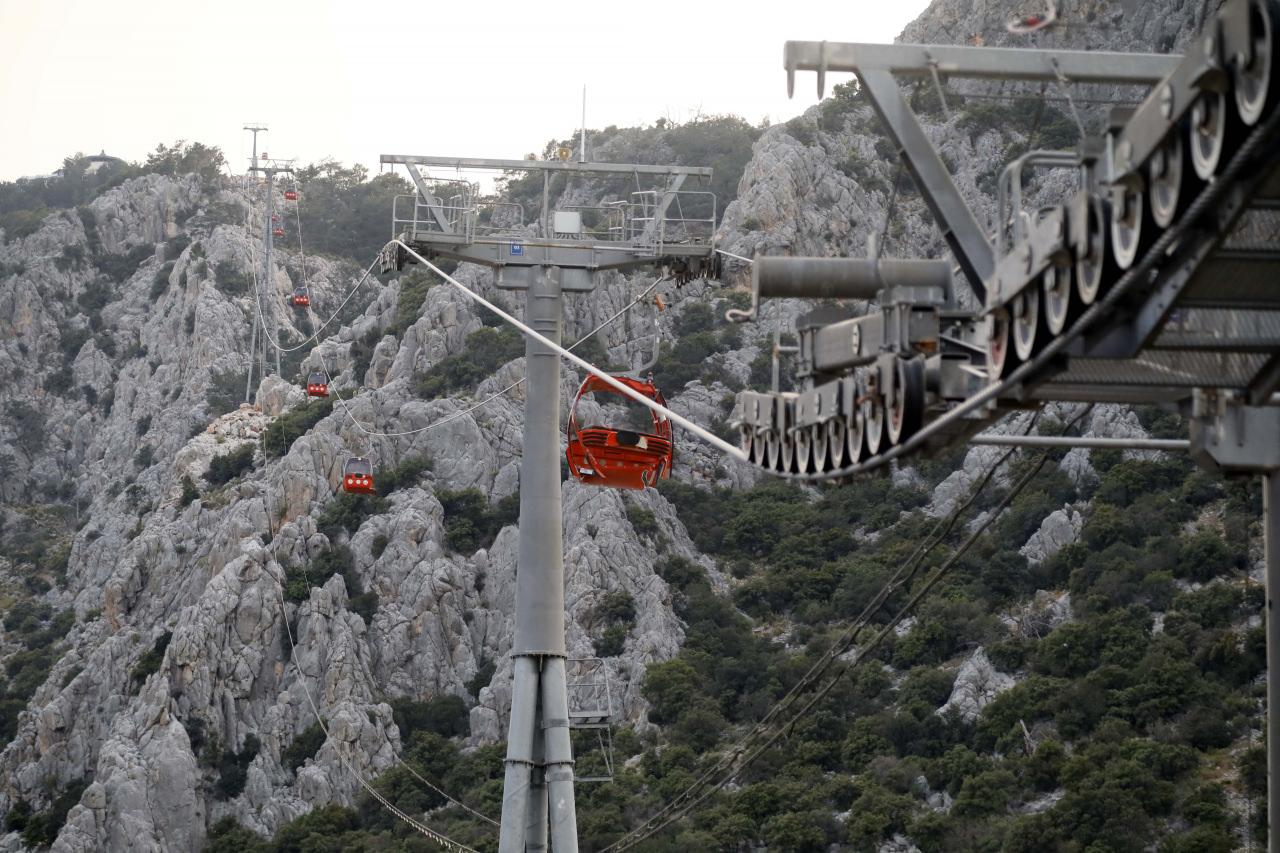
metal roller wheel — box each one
[1075,195,1106,306]
[862,396,885,458]
[861,372,886,458]
[793,426,813,474]
[826,418,847,470]
[751,429,770,466]
[1042,263,1074,336]
[765,429,782,471]
[886,357,926,446]
[987,309,1015,381]
[1190,90,1227,179]
[1012,286,1042,363]
[845,411,865,467]
[780,428,797,473]
[1109,182,1144,270]
[1148,133,1187,228]
[811,422,829,472]
[1234,0,1277,126]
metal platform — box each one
[379,154,720,286]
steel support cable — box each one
[389,240,747,461]
[239,172,382,356]
[783,101,1280,482]
[714,248,755,265]
[600,409,1044,851]
[393,760,500,827]
[330,275,672,439]
[267,565,480,852]
[249,253,382,354]
[288,551,498,828]
[291,180,313,303]
[609,406,1091,850]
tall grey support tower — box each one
[244,155,293,401]
[380,152,719,850]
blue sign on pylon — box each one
[510,242,524,256]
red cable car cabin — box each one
[272,226,285,238]
[291,287,310,307]
[342,457,375,494]
[566,375,673,490]
[284,190,298,201]
[305,370,329,398]
[1006,0,1057,33]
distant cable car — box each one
[305,370,329,397]
[291,286,310,308]
[271,214,281,222]
[272,226,285,238]
[566,375,673,490]
[284,190,298,201]
[342,456,375,494]
[1007,0,1057,33]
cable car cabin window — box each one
[566,375,673,491]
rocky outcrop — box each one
[1020,506,1084,564]
[936,648,1016,721]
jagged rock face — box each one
[0,168,731,849]
[0,0,1215,847]
[936,648,1016,721]
[1020,506,1084,564]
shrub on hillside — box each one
[204,444,255,485]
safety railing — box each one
[566,657,613,728]
[473,201,526,237]
[391,194,476,242]
[626,190,717,251]
[394,189,717,251]
[556,204,629,241]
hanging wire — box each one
[291,180,312,303]
[249,253,382,356]
[1050,58,1087,140]
[268,558,481,852]
[604,405,1094,850]
[388,240,746,461]
[598,407,1042,849]
[331,275,673,439]
[285,548,500,828]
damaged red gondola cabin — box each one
[566,375,673,490]
[342,456,375,494]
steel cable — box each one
[268,560,481,851]
[330,275,672,439]
[609,404,1090,845]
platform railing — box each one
[626,190,717,251]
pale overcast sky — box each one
[0,0,932,180]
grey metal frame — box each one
[381,155,719,284]
[243,160,294,401]
[765,19,1280,851]
[377,152,719,853]
[781,40,1179,300]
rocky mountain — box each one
[0,0,1263,850]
